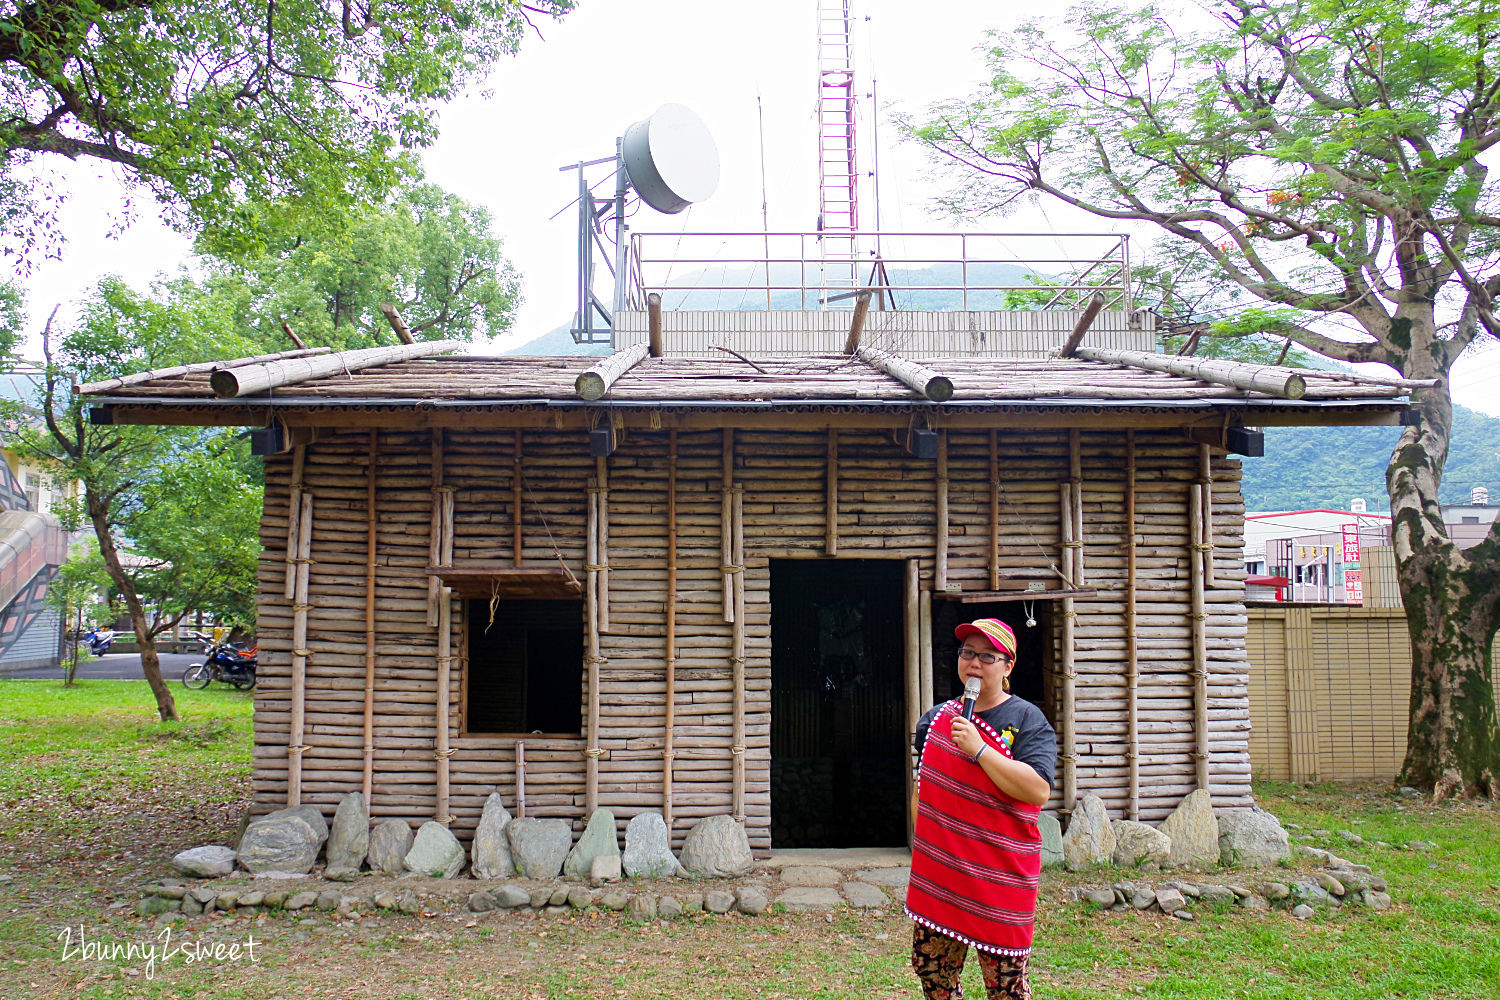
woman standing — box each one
[906,618,1058,1000]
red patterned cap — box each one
[954,618,1017,659]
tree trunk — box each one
[1389,369,1500,798]
[88,489,178,722]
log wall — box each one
[251,423,1254,855]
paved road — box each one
[5,651,200,681]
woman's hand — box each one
[949,716,983,759]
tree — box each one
[910,0,1500,796]
[45,540,110,686]
[0,0,573,262]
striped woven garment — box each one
[905,700,1043,957]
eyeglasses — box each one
[957,648,1009,665]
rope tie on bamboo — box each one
[435,655,455,665]
[586,485,606,495]
[585,564,608,572]
[584,654,608,665]
[1192,612,1209,621]
[433,485,455,494]
[287,745,311,755]
[725,485,744,495]
[720,564,744,573]
[1190,751,1210,761]
[731,745,746,755]
[731,656,746,665]
[292,648,313,658]
[1057,752,1078,763]
[363,745,374,755]
[1061,610,1078,620]
[1192,543,1212,553]
[433,748,457,759]
[289,558,313,565]
[1062,540,1083,549]
[584,747,605,758]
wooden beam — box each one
[378,302,417,345]
[575,343,651,400]
[648,293,664,358]
[1075,347,1308,399]
[209,341,461,397]
[279,318,307,350]
[855,346,955,402]
[1055,293,1105,358]
[843,291,872,354]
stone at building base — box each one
[507,817,573,879]
[1112,820,1171,867]
[1216,806,1292,867]
[563,808,620,878]
[622,811,683,878]
[679,815,752,877]
[237,813,323,874]
[1061,794,1116,870]
[326,792,369,872]
[470,793,515,879]
[404,821,466,879]
[171,845,236,878]
[368,819,414,874]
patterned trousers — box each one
[911,922,1032,1000]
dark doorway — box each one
[770,559,907,848]
[929,600,1051,720]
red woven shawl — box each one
[905,700,1043,957]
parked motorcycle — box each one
[83,626,116,657]
[181,630,258,690]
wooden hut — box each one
[82,319,1423,856]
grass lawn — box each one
[0,678,1497,998]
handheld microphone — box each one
[961,676,982,721]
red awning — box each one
[1246,574,1291,587]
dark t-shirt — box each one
[914,695,1058,790]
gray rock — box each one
[395,891,422,915]
[529,888,551,909]
[273,805,329,842]
[493,884,531,908]
[237,891,265,907]
[367,819,414,874]
[567,887,595,909]
[137,896,177,917]
[854,867,910,888]
[1062,794,1116,870]
[704,889,736,914]
[237,814,322,874]
[549,886,569,906]
[1154,888,1187,913]
[403,821,467,879]
[1292,903,1315,920]
[1216,805,1291,867]
[1292,880,1331,905]
[780,865,842,887]
[1406,839,1438,851]
[1084,889,1116,907]
[600,890,629,911]
[659,895,684,919]
[679,815,753,878]
[1197,885,1235,905]
[1173,909,1195,921]
[777,886,843,912]
[324,865,358,882]
[1332,869,1375,892]
[316,889,343,911]
[1159,789,1221,870]
[470,792,515,879]
[1314,872,1347,896]
[171,846,237,878]
[507,817,573,879]
[1112,820,1172,868]
[214,891,239,910]
[156,885,187,900]
[564,808,621,878]
[325,793,369,873]
[1337,829,1365,845]
[1130,889,1155,910]
[1038,812,1064,867]
[1367,890,1392,910]
[590,854,622,883]
[735,885,769,915]
[1239,894,1271,911]
[627,894,658,920]
[283,890,319,911]
[680,892,704,912]
[468,891,498,913]
[180,895,204,915]
[843,882,888,908]
[622,811,683,878]
[1264,881,1291,900]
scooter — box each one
[84,626,116,656]
[180,630,258,690]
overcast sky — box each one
[15,0,1500,413]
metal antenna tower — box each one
[816,0,860,308]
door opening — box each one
[770,559,907,849]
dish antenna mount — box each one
[561,104,720,345]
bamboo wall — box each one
[1246,604,1500,782]
[251,423,1255,855]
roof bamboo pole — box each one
[919,589,934,710]
[575,343,650,400]
[515,741,527,819]
[1126,429,1140,821]
[363,430,378,803]
[731,474,746,823]
[648,293,664,358]
[435,587,453,824]
[1059,481,1078,813]
[1189,473,1211,792]
[663,430,678,832]
[935,430,949,591]
[1056,293,1106,358]
[843,291,872,354]
[283,446,306,600]
[988,430,1000,591]
[209,340,461,397]
[287,491,314,807]
[720,432,736,625]
[596,455,610,632]
[79,346,331,394]
[825,429,838,556]
[854,345,955,401]
[904,558,921,844]
[1074,346,1308,398]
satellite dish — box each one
[621,104,720,215]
